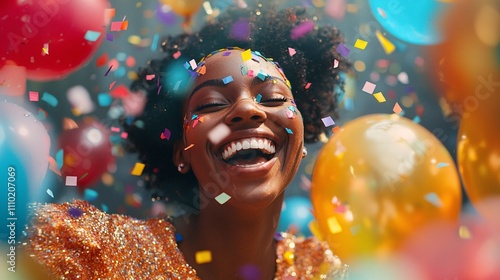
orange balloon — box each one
[428,0,500,115]
[457,91,500,231]
[311,114,462,262]
[160,0,204,17]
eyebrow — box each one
[190,76,290,98]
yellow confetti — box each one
[373,92,386,103]
[131,162,145,176]
[354,39,368,50]
[459,225,472,239]
[283,251,295,265]
[375,30,396,54]
[308,220,324,241]
[128,35,142,45]
[195,250,212,264]
[327,217,343,234]
[241,49,252,62]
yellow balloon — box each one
[311,114,462,262]
[457,91,500,230]
[160,0,204,17]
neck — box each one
[175,192,284,280]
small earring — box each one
[177,163,185,172]
[302,147,308,158]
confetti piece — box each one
[288,47,296,56]
[189,59,197,70]
[285,128,293,134]
[354,39,368,50]
[393,102,403,114]
[84,189,98,201]
[305,83,311,89]
[459,225,472,239]
[286,110,295,119]
[111,127,120,132]
[151,33,159,52]
[413,116,421,123]
[215,192,231,204]
[241,49,252,61]
[334,59,339,68]
[163,128,171,140]
[104,8,116,23]
[373,92,386,103]
[255,93,262,103]
[283,251,294,265]
[397,72,409,84]
[257,70,268,81]
[84,30,101,42]
[336,42,350,57]
[208,123,231,145]
[425,192,442,207]
[175,233,184,242]
[29,91,39,101]
[184,144,194,150]
[46,189,54,198]
[222,75,234,84]
[68,207,83,218]
[110,21,124,31]
[65,176,78,187]
[131,162,146,176]
[41,92,58,107]
[98,93,112,106]
[437,162,449,168]
[106,33,114,41]
[203,1,213,14]
[173,51,181,59]
[42,43,49,55]
[362,81,376,94]
[327,217,343,234]
[121,132,128,139]
[195,250,212,264]
[101,204,108,213]
[146,74,155,80]
[321,116,335,127]
[104,65,113,76]
[375,30,396,54]
[290,21,315,39]
[67,85,94,114]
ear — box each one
[173,140,191,174]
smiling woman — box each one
[26,1,351,279]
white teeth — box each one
[221,137,276,161]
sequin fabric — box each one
[27,200,347,279]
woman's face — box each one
[178,49,304,210]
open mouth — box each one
[219,137,277,166]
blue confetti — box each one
[222,75,234,84]
[257,70,268,81]
[151,33,159,52]
[41,92,58,107]
[425,193,442,207]
[56,149,64,169]
[413,116,421,123]
[256,94,262,103]
[84,189,99,201]
[437,162,449,168]
[101,204,108,213]
[98,93,112,106]
[84,30,101,42]
[175,233,184,242]
[285,128,293,134]
[191,114,198,120]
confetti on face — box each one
[195,250,212,264]
[288,47,296,56]
[208,123,231,145]
[215,192,231,204]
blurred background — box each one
[1,0,499,279]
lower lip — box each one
[219,156,278,177]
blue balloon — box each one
[0,102,50,243]
[368,0,452,45]
[277,196,315,236]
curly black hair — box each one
[121,1,351,209]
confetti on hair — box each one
[336,42,350,57]
[290,21,315,39]
[173,51,181,59]
[131,162,146,176]
[230,18,251,41]
[195,250,212,264]
[305,82,311,90]
[288,47,296,56]
[162,128,171,140]
[215,192,231,204]
[208,123,231,145]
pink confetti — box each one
[146,74,155,80]
[288,47,296,56]
[290,21,315,40]
[362,81,376,94]
[173,51,181,59]
[29,91,39,101]
[305,83,312,89]
[121,132,128,139]
[111,127,120,132]
[334,59,339,68]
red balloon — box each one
[59,120,114,189]
[0,0,110,81]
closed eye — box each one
[259,97,288,105]
[194,102,226,112]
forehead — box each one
[196,49,287,82]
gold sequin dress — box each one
[26,200,347,279]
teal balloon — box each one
[0,101,50,242]
[368,0,452,45]
[278,196,314,236]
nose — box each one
[224,98,267,126]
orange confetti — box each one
[393,102,403,114]
[184,144,194,150]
